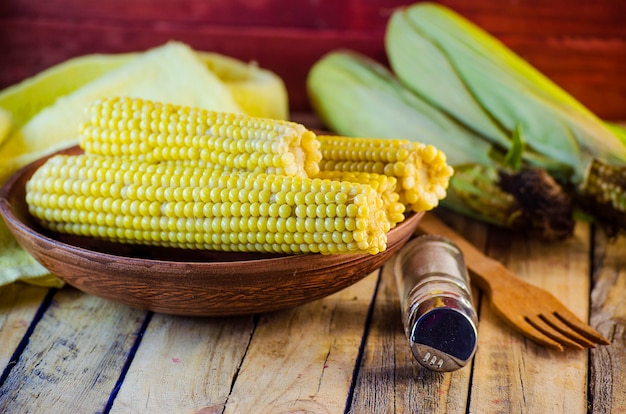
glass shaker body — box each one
[394,234,478,372]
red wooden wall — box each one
[1,0,625,119]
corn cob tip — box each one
[317,135,453,214]
[314,170,406,229]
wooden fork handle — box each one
[416,213,511,295]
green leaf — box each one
[504,125,525,171]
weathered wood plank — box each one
[0,283,49,368]
[589,229,626,413]
[223,271,379,413]
[109,313,254,413]
[0,287,146,413]
[469,221,592,413]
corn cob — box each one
[314,170,406,227]
[316,135,453,213]
[79,96,322,177]
[25,154,390,255]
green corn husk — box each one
[385,2,626,184]
[307,50,494,167]
[307,50,566,173]
[307,51,576,239]
[384,3,626,234]
[606,122,626,147]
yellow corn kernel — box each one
[315,170,405,228]
[79,96,322,177]
[317,135,453,212]
[26,154,390,255]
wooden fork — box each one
[417,213,610,352]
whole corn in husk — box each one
[308,3,626,238]
[307,51,575,239]
[386,3,626,178]
[385,2,626,235]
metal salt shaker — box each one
[394,234,478,372]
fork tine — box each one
[492,306,566,351]
[539,313,597,348]
[502,318,565,351]
[553,311,611,345]
[524,316,584,350]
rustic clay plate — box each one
[0,146,423,316]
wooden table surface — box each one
[1,208,624,414]
[2,1,626,412]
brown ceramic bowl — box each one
[0,146,423,316]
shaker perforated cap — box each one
[408,297,478,371]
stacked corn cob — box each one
[25,96,452,255]
[79,96,321,178]
[307,3,626,239]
